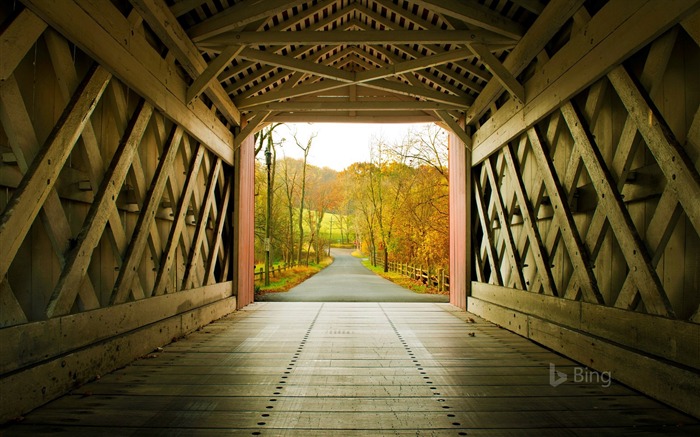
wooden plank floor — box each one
[3,302,698,436]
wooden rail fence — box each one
[254,262,296,282]
[385,261,450,293]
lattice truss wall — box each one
[471,14,699,322]
[467,3,699,417]
[0,8,235,327]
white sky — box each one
[272,123,432,171]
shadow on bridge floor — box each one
[4,302,697,435]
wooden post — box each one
[233,121,255,308]
[448,116,471,309]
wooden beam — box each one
[188,0,305,41]
[0,279,27,327]
[234,112,271,149]
[447,116,470,309]
[227,44,340,98]
[472,0,699,164]
[200,29,517,48]
[267,113,440,123]
[435,111,472,149]
[411,0,525,40]
[237,76,472,110]
[111,126,184,304]
[560,101,673,316]
[362,81,472,107]
[608,66,700,238]
[501,140,558,296]
[0,74,101,315]
[219,5,359,85]
[23,0,234,164]
[473,174,502,286]
[153,145,205,296]
[681,8,700,45]
[232,123,256,308]
[469,283,700,417]
[46,101,154,318]
[45,29,143,303]
[1,282,234,424]
[106,79,164,274]
[348,9,493,83]
[0,8,47,81]
[187,44,244,103]
[238,47,355,82]
[0,65,111,283]
[355,48,474,83]
[236,80,348,109]
[527,127,603,304]
[205,179,232,285]
[182,159,223,290]
[484,159,526,289]
[467,43,524,104]
[466,0,584,124]
[368,43,485,96]
[614,188,683,311]
[129,0,241,126]
[245,101,463,112]
[471,282,700,374]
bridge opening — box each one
[251,122,453,303]
[1,0,698,429]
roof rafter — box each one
[188,0,305,41]
[411,0,525,40]
[198,29,517,48]
[130,0,241,126]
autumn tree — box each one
[290,129,317,265]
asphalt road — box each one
[257,248,450,302]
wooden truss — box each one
[0,11,234,326]
[470,6,700,321]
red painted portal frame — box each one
[448,122,471,309]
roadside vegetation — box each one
[254,256,333,296]
[253,123,449,290]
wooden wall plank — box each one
[0,75,101,316]
[608,66,700,238]
[469,282,700,418]
[484,159,525,289]
[0,65,111,283]
[153,145,205,296]
[182,158,223,290]
[205,179,232,285]
[473,174,502,286]
[0,291,235,424]
[501,142,557,296]
[22,0,235,165]
[111,126,184,304]
[560,102,672,315]
[46,101,154,318]
[527,128,602,303]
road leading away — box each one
[258,248,450,302]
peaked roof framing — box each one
[171,0,541,124]
[23,0,548,127]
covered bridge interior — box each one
[1,0,699,429]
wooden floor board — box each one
[3,302,697,435]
